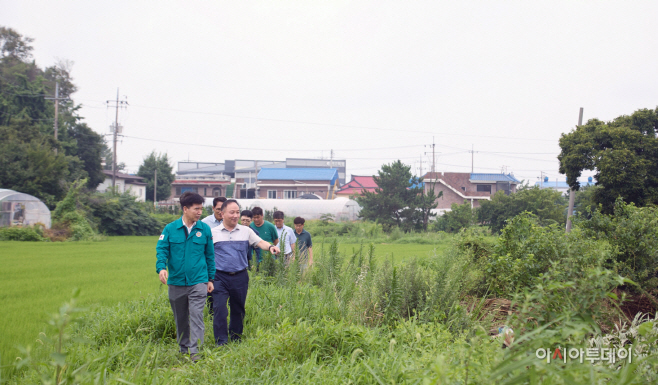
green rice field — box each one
[0,236,446,368]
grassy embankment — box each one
[0,236,447,369]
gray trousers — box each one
[168,282,207,354]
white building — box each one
[97,170,147,202]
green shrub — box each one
[0,226,47,241]
[480,212,612,297]
[577,198,658,293]
[90,191,163,236]
[434,201,475,233]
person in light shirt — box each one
[272,210,297,264]
[210,200,280,346]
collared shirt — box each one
[211,223,263,272]
[183,218,196,234]
[294,229,313,258]
[201,214,223,229]
[156,217,214,286]
[276,225,297,254]
[250,220,279,262]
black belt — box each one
[216,268,247,276]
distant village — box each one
[96,157,595,222]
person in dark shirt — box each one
[293,216,313,271]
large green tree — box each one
[558,108,658,213]
[0,26,105,203]
[357,160,425,231]
[478,186,567,233]
[137,151,175,201]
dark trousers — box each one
[212,269,249,346]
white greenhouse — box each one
[204,197,361,222]
[0,189,51,229]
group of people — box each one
[155,192,314,361]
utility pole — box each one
[419,154,423,177]
[424,138,436,174]
[566,108,584,233]
[154,168,157,207]
[469,145,478,173]
[107,88,128,190]
[330,149,334,169]
[45,82,68,153]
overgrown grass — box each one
[0,235,445,373]
[8,237,658,384]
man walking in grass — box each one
[249,206,279,264]
[273,211,297,264]
[156,192,214,362]
[293,216,313,271]
[202,196,227,313]
[211,200,280,345]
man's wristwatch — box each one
[269,245,275,252]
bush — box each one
[474,212,612,297]
[478,186,567,233]
[89,191,164,236]
[434,201,475,233]
[51,179,101,241]
[0,225,47,241]
[577,198,658,293]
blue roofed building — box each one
[534,176,596,195]
[256,168,340,199]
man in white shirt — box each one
[272,210,296,263]
[201,197,226,229]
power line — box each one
[123,103,558,142]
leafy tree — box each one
[0,26,105,199]
[478,186,567,233]
[576,198,658,293]
[0,27,33,60]
[558,107,658,213]
[434,201,475,233]
[357,160,423,231]
[415,181,441,231]
[0,119,70,207]
[137,151,175,201]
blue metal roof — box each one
[470,173,521,183]
[258,168,339,185]
[534,180,596,189]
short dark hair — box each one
[251,207,263,216]
[180,192,204,209]
[272,210,284,219]
[241,210,253,218]
[293,217,305,225]
[213,197,227,208]
[220,199,240,211]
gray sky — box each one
[2,1,657,184]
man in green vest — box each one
[156,192,214,362]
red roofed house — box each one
[335,175,378,198]
[423,172,521,210]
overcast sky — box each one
[2,1,657,183]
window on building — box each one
[181,187,197,194]
[268,190,277,199]
[213,187,221,197]
[477,185,492,192]
[283,190,298,199]
[176,187,181,195]
[461,187,466,191]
